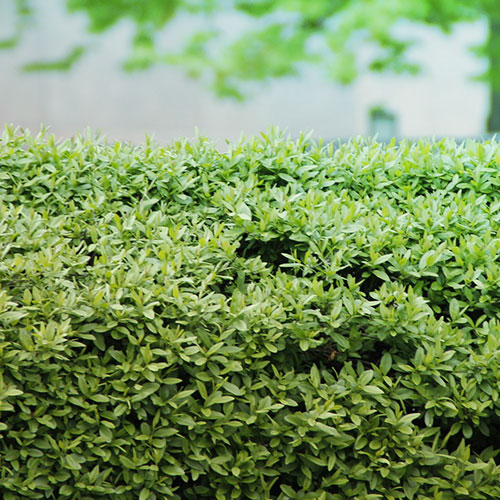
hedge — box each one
[1,125,500,499]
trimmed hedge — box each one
[1,126,500,499]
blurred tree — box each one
[3,0,500,131]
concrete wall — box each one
[0,0,490,145]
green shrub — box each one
[1,125,500,499]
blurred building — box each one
[0,1,490,145]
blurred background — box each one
[0,0,498,145]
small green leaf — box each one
[281,484,296,497]
[358,370,374,386]
[380,352,392,375]
[223,381,243,396]
[139,487,151,500]
[119,455,137,469]
[310,364,320,388]
[59,485,74,496]
[237,202,252,221]
[162,464,185,476]
[65,454,83,470]
[363,385,384,395]
[163,378,183,385]
[131,383,160,402]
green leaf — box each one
[172,414,196,427]
[139,488,151,500]
[358,370,374,386]
[113,403,128,417]
[89,464,100,483]
[154,428,178,438]
[65,454,83,470]
[314,422,340,436]
[373,269,391,281]
[237,202,252,221]
[380,352,392,375]
[2,386,23,397]
[37,414,57,429]
[281,484,296,497]
[131,383,160,402]
[419,250,438,270]
[209,394,234,405]
[143,308,155,319]
[223,381,243,396]
[119,455,137,469]
[162,465,185,476]
[363,385,384,395]
[373,254,393,265]
[163,378,183,385]
[90,394,109,403]
[59,485,74,496]
[310,364,320,388]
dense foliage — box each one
[2,126,500,499]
